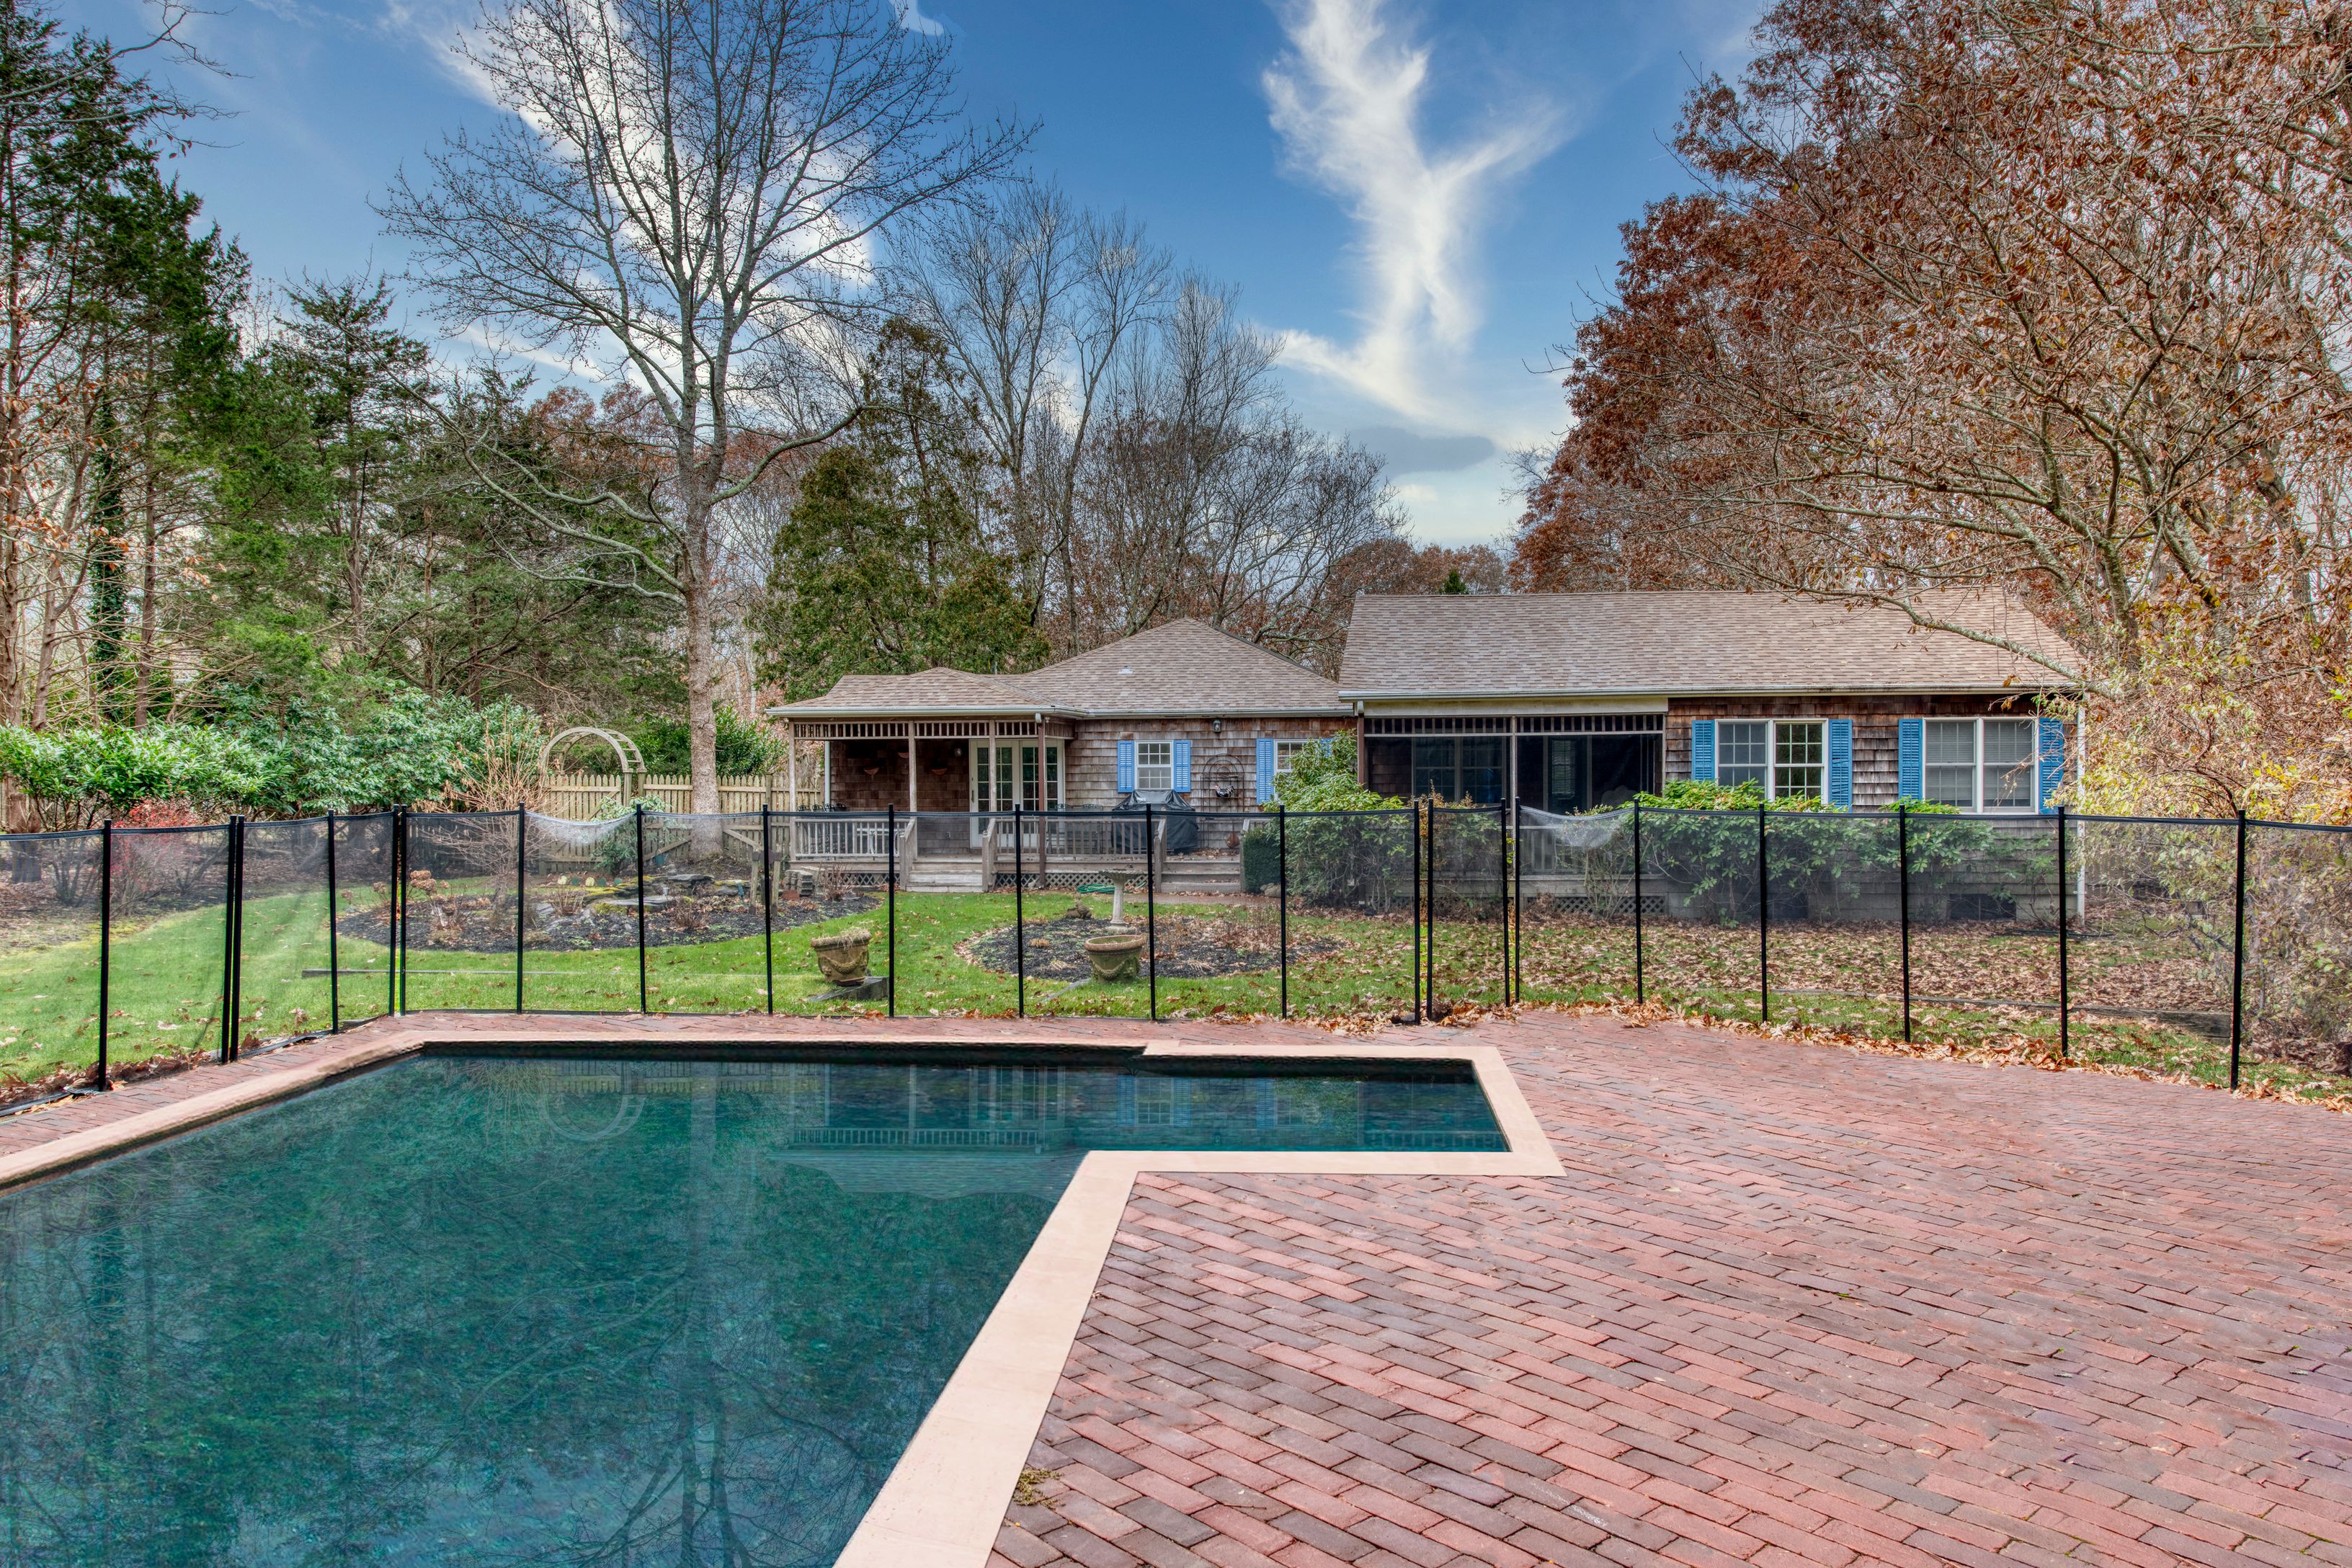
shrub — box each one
[0,723,270,829]
[0,685,553,824]
[1607,789,2031,922]
[631,706,778,775]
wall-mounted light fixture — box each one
[1210,718,1222,734]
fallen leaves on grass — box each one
[1510,998,2352,1114]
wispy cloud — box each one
[890,0,945,37]
[373,0,502,103]
[1262,0,1563,426]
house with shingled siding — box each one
[765,619,1352,888]
[1335,589,2079,816]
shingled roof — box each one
[770,618,1347,718]
[1337,590,2077,698]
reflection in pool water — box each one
[0,1054,1502,1567]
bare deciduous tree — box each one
[381,0,1023,808]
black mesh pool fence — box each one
[6,802,2352,1104]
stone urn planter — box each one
[1083,932,1145,984]
[811,927,873,985]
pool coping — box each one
[0,1025,1563,1568]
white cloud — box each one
[1262,0,1562,427]
[890,0,945,36]
[377,0,504,105]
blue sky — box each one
[65,0,1762,545]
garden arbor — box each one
[540,728,646,804]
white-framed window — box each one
[1716,719,1826,801]
[1924,717,2036,812]
[1134,739,1175,794]
[1271,738,1315,779]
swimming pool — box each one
[0,1053,1503,1566]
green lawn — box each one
[0,886,1512,1086]
[3,883,2335,1108]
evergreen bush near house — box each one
[1240,827,1280,895]
[1268,733,1386,814]
[1598,783,2023,923]
[630,706,778,776]
[1263,736,1414,910]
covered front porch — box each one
[779,717,1242,894]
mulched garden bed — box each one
[339,888,877,953]
[960,909,1335,981]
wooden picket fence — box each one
[540,772,827,821]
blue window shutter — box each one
[1897,717,1924,801]
[1689,720,1716,783]
[2037,716,2066,814]
[1116,740,1136,793]
[1255,738,1275,803]
[1172,739,1192,793]
[1826,718,1853,809]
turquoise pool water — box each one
[0,1054,1502,1566]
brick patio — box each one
[994,1015,2352,1568]
[4,1010,2348,1565]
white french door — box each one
[970,741,1061,817]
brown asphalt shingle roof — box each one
[780,667,1032,711]
[1336,589,2077,698]
[770,618,1347,718]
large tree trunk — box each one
[131,497,156,727]
[681,484,721,816]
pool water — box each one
[0,1054,1502,1566]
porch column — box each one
[1509,721,1519,821]
[785,723,797,813]
[907,726,917,816]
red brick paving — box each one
[995,1013,2352,1567]
[7,1007,2351,1565]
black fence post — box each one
[2230,810,2248,1090]
[325,811,340,1033]
[1277,805,1289,1019]
[394,808,406,1017]
[514,803,527,1015]
[226,816,246,1061]
[634,804,649,1014]
[1426,806,1438,1017]
[1757,804,1770,1024]
[97,822,112,1090]
[1632,800,1644,1005]
[2054,804,2070,1059]
[1410,803,1422,1023]
[219,819,237,1061]
[1898,803,1912,1043]
[886,805,897,1019]
[1015,803,1026,1017]
[1145,803,1158,1023]
[761,804,775,1015]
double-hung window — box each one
[1133,740,1175,794]
[1716,720,1826,801]
[1923,718,2035,811]
[1271,739,1314,779]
